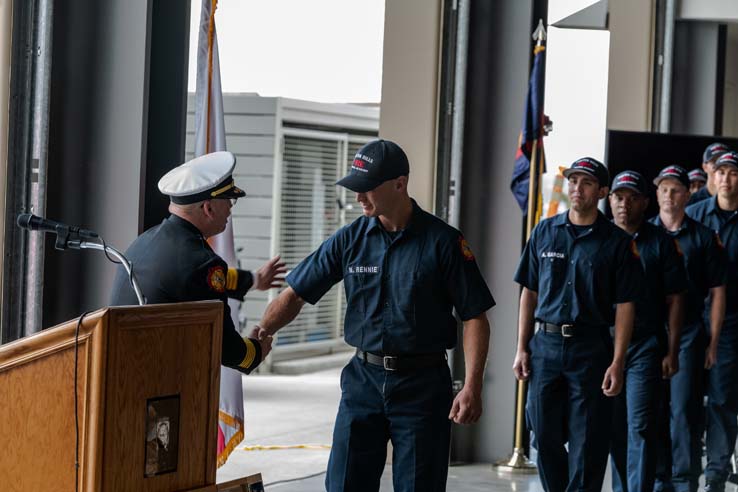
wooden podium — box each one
[0,301,261,492]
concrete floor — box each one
[216,365,738,492]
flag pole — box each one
[496,19,546,474]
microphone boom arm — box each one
[75,241,146,306]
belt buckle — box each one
[561,324,575,338]
[383,356,399,371]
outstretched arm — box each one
[251,286,306,340]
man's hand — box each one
[602,360,624,397]
[253,255,287,290]
[512,350,531,380]
[662,352,679,379]
[448,385,482,424]
[257,333,273,360]
[705,341,718,369]
[249,324,270,340]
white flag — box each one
[194,0,245,468]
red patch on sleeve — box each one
[459,236,475,261]
[207,266,226,293]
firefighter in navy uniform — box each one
[688,168,708,195]
[650,165,726,492]
[109,151,286,374]
[513,157,644,492]
[687,142,729,205]
[248,139,495,492]
[606,170,687,492]
[686,151,738,492]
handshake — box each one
[238,324,273,374]
[249,324,274,360]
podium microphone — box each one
[17,213,99,239]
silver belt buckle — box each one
[383,356,399,371]
[561,324,575,338]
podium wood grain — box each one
[0,301,224,492]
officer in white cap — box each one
[110,151,286,373]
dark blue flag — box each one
[510,44,546,214]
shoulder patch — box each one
[459,236,475,261]
[630,240,641,259]
[207,266,226,293]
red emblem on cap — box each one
[353,159,365,168]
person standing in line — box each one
[688,168,708,195]
[650,165,726,492]
[685,151,738,492]
[687,142,729,205]
[250,139,495,492]
[513,157,644,492]
[606,170,687,492]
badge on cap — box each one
[208,266,227,293]
[158,151,246,205]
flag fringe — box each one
[217,418,245,468]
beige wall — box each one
[0,0,12,317]
[606,0,655,131]
[724,24,738,137]
[679,0,738,22]
[379,0,442,211]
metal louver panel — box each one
[275,135,343,345]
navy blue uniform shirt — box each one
[514,211,644,328]
[627,221,688,339]
[650,214,727,324]
[110,214,253,368]
[687,186,711,206]
[286,200,495,355]
[686,197,738,323]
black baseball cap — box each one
[336,139,410,193]
[611,170,647,195]
[653,165,689,188]
[715,151,738,171]
[703,142,729,163]
[562,157,609,186]
[688,168,707,183]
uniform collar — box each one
[167,213,206,239]
[705,196,720,215]
[653,214,690,234]
[365,199,425,236]
[554,209,606,232]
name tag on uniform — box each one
[541,251,566,259]
[347,265,380,274]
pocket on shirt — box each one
[343,274,366,317]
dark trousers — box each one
[654,320,707,492]
[325,355,453,492]
[704,323,738,488]
[609,334,661,492]
[527,329,613,492]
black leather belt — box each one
[536,321,577,338]
[355,349,446,372]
